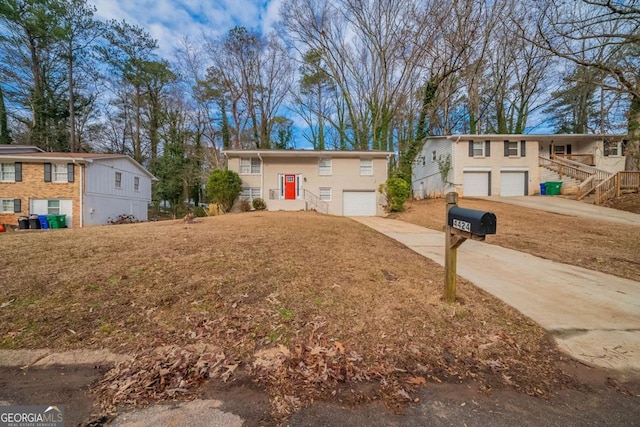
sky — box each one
[90,0,282,58]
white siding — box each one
[83,158,152,225]
[412,138,454,198]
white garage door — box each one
[30,199,73,227]
[463,172,490,196]
[500,172,527,196]
[343,191,376,216]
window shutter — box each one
[503,141,509,157]
[520,140,526,157]
[14,162,22,182]
[67,163,75,182]
[44,163,52,182]
[468,141,474,157]
[14,199,21,213]
[566,144,572,155]
[485,141,491,157]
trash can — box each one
[47,215,60,229]
[38,215,49,229]
[545,181,563,196]
[29,214,41,230]
[18,216,29,229]
[539,183,546,195]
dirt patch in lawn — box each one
[602,193,640,214]
[0,212,586,421]
[394,198,640,282]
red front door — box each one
[284,174,296,199]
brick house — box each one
[0,152,155,228]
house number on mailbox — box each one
[452,219,471,233]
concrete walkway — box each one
[352,216,640,377]
[480,195,640,225]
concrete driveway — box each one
[352,213,640,378]
[480,195,640,225]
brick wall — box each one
[0,161,82,228]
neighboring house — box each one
[224,150,393,216]
[412,134,627,198]
[0,152,155,228]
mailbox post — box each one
[444,192,496,303]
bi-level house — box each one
[224,150,393,216]
[0,150,155,228]
[412,134,627,199]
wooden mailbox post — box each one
[444,192,497,303]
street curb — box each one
[0,349,131,368]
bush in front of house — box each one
[381,177,410,212]
[252,198,267,210]
[205,169,242,213]
[239,199,252,212]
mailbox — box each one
[447,207,496,236]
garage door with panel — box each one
[500,171,527,196]
[343,191,376,216]
[463,172,490,196]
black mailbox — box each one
[447,207,496,236]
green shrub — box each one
[252,197,267,210]
[381,177,410,212]
[205,169,242,213]
[239,199,252,212]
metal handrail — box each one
[303,189,329,214]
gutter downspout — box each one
[76,159,83,228]
[257,152,264,201]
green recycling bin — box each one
[545,181,563,196]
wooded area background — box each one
[1,0,638,209]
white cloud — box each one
[90,0,278,59]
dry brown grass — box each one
[0,212,576,416]
[394,198,640,282]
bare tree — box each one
[532,0,640,169]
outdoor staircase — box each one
[539,156,613,204]
[303,190,329,214]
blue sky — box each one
[90,0,282,58]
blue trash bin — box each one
[38,215,49,229]
[539,183,546,195]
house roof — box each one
[0,152,156,179]
[0,144,45,154]
[440,134,627,143]
[224,149,393,158]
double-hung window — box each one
[318,158,332,175]
[507,141,519,157]
[115,172,122,189]
[240,187,261,201]
[53,164,67,182]
[319,187,331,201]
[472,141,485,157]
[0,163,15,181]
[1,199,14,213]
[134,176,140,191]
[360,158,373,176]
[240,158,261,174]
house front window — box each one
[47,200,60,215]
[473,141,485,157]
[0,163,15,181]
[134,176,140,191]
[604,140,621,156]
[319,187,331,201]
[53,163,67,182]
[240,158,261,174]
[115,172,122,188]
[1,198,13,213]
[507,141,519,157]
[240,187,261,201]
[431,150,437,162]
[360,158,373,176]
[318,158,332,175]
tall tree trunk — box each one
[626,94,640,171]
[68,39,76,152]
[0,86,10,144]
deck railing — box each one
[551,153,595,166]
[619,171,640,192]
[595,175,618,205]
